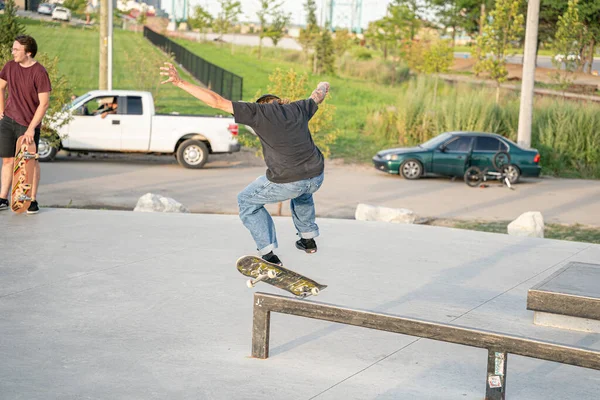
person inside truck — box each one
[99,101,118,119]
[160,62,330,266]
[93,97,118,118]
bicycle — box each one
[464,151,515,190]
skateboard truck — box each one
[22,152,39,160]
[247,269,278,288]
[16,194,33,202]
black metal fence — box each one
[252,292,600,400]
[144,27,243,101]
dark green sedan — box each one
[372,132,541,183]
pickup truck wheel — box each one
[177,139,208,169]
[38,137,58,162]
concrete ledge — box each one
[527,262,600,321]
[534,311,600,334]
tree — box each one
[298,0,320,67]
[365,1,414,60]
[0,0,26,56]
[256,0,290,58]
[539,0,600,74]
[256,0,272,59]
[264,9,291,48]
[213,0,242,53]
[188,5,213,41]
[474,0,524,103]
[551,0,585,90]
[576,1,600,73]
[428,0,495,45]
[393,0,423,40]
[315,29,336,75]
[421,40,454,104]
[332,28,352,58]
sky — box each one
[163,0,392,30]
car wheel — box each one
[176,139,209,169]
[400,159,423,180]
[38,137,58,162]
[503,164,521,184]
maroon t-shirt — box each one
[0,60,52,128]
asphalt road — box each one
[4,150,599,226]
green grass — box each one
[16,19,600,174]
[170,39,405,161]
[21,19,219,115]
[436,220,600,244]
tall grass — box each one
[366,76,600,178]
[337,54,411,86]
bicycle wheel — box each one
[464,166,483,187]
[492,151,511,171]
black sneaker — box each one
[0,198,8,211]
[27,200,39,214]
[262,251,283,266]
[296,238,317,253]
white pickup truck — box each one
[41,90,241,168]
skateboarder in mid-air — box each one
[160,63,330,265]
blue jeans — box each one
[237,172,324,255]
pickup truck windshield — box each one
[68,93,92,110]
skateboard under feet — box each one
[236,255,327,298]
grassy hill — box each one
[22,19,217,115]
[20,19,403,161]
[15,20,600,175]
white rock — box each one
[355,203,416,224]
[507,211,544,238]
[133,193,190,213]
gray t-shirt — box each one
[232,99,325,183]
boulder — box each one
[133,193,190,213]
[507,211,544,238]
[355,203,416,224]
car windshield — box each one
[419,132,452,149]
[66,93,92,111]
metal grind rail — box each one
[251,292,600,400]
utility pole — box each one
[517,0,540,149]
[99,0,108,89]
[108,0,113,90]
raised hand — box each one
[310,82,330,104]
[160,62,182,85]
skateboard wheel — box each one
[267,270,277,279]
[246,280,255,288]
[311,287,320,296]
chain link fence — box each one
[144,27,243,101]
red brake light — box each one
[534,154,540,163]
[228,124,239,136]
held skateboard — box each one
[11,136,38,213]
[236,255,327,298]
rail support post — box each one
[486,350,508,400]
[252,294,271,359]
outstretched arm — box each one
[160,62,233,114]
[310,82,330,104]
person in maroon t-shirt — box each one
[0,35,52,214]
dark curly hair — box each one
[15,35,38,58]
[256,94,290,105]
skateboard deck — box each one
[236,255,327,298]
[11,136,38,213]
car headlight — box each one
[384,154,399,161]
